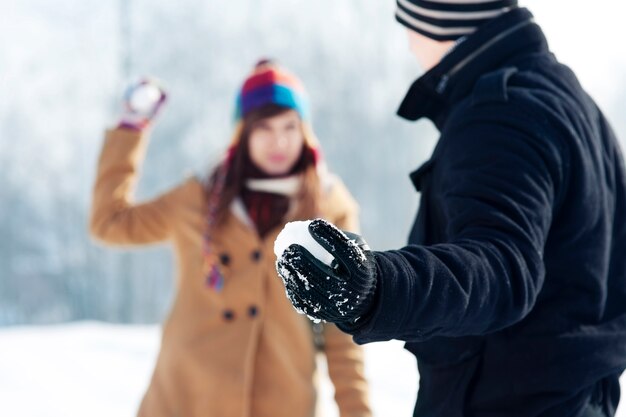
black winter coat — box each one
[344,8,626,417]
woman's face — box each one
[248,109,305,176]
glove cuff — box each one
[338,254,380,330]
[337,287,377,333]
[117,115,151,131]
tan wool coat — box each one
[90,128,372,417]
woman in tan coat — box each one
[90,60,371,417]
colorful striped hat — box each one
[234,59,310,122]
[226,59,321,159]
[395,0,518,41]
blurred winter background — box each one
[0,1,625,416]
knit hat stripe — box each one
[423,0,507,5]
[240,84,309,119]
[235,61,311,122]
[398,0,509,20]
[396,9,476,38]
[398,6,493,29]
[242,72,306,95]
[416,0,516,12]
[396,0,517,40]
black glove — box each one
[276,218,377,324]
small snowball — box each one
[130,84,161,113]
[274,220,334,266]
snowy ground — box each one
[0,322,417,417]
[0,322,624,417]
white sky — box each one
[524,1,626,111]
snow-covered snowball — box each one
[274,220,334,266]
[130,83,161,114]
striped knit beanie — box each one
[395,0,519,41]
[234,59,310,122]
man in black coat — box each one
[276,2,626,417]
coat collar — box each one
[397,7,549,129]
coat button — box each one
[219,253,231,266]
[223,310,235,321]
[251,250,262,262]
[248,305,259,318]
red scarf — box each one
[241,163,299,238]
[241,188,290,238]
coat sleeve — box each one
[89,128,181,245]
[346,109,566,343]
[323,324,372,417]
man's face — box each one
[407,29,455,72]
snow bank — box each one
[0,322,416,417]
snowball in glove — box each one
[118,78,167,131]
[275,218,377,324]
[274,220,335,267]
